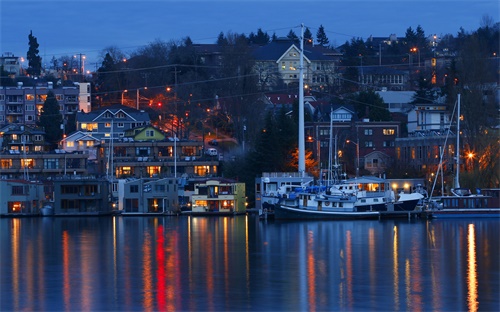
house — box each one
[187,178,246,214]
[407,102,449,133]
[0,179,45,215]
[52,176,112,215]
[60,131,100,160]
[124,125,165,141]
[252,39,341,92]
[75,104,150,143]
[119,177,178,214]
[0,53,22,77]
[357,66,409,91]
[1,124,47,152]
[375,90,415,113]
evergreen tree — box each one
[349,90,392,121]
[316,25,329,46]
[26,30,42,77]
[287,29,298,41]
[37,91,63,148]
[216,32,228,45]
[304,27,313,45]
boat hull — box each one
[274,205,380,220]
[394,199,421,211]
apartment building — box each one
[0,81,91,127]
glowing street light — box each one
[121,90,128,105]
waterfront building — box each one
[0,179,45,215]
[118,177,178,213]
[96,139,219,179]
[52,176,112,215]
[0,149,89,180]
[187,178,246,214]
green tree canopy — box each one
[37,90,63,148]
[26,30,42,77]
[316,25,329,46]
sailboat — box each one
[427,94,500,218]
[273,25,422,220]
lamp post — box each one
[136,87,147,110]
[121,90,127,105]
[347,139,359,177]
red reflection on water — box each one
[62,230,70,311]
[156,225,166,311]
[307,230,316,312]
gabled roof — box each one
[61,131,99,142]
[253,41,339,62]
[76,104,150,123]
[266,93,299,105]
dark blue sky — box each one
[1,0,498,68]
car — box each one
[208,139,218,146]
[205,148,218,156]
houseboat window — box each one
[1,159,12,169]
[130,185,139,193]
[11,186,26,195]
[147,166,160,176]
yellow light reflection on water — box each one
[62,231,70,310]
[393,226,400,310]
[11,219,20,310]
[467,224,478,312]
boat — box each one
[272,25,423,220]
[426,94,500,218]
[40,204,54,216]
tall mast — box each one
[298,23,305,176]
[455,94,461,189]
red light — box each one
[158,102,162,107]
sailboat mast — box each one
[455,94,461,189]
[328,108,333,183]
[298,23,306,176]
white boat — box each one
[40,205,54,216]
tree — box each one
[316,25,329,46]
[37,91,63,148]
[26,30,42,77]
[304,27,313,45]
[249,28,270,45]
[287,29,298,41]
[348,90,392,121]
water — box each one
[1,216,499,311]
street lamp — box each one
[347,139,359,177]
[411,47,420,67]
[121,90,128,105]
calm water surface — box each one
[1,216,499,311]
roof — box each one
[76,104,150,123]
[376,91,415,104]
[252,41,340,62]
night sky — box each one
[1,0,498,67]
